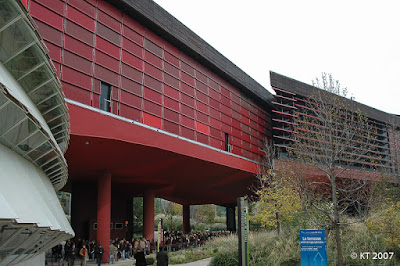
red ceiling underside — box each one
[65,103,259,205]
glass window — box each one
[224,132,229,152]
[100,82,111,112]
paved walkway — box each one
[100,256,212,265]
[47,255,212,265]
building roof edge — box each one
[107,0,274,108]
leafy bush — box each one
[146,257,155,265]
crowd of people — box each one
[50,237,150,265]
[162,230,231,252]
[49,230,231,265]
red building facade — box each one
[27,0,271,162]
[24,0,274,262]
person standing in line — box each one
[79,244,89,266]
[69,243,76,266]
[109,241,117,264]
[96,244,104,266]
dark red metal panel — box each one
[34,20,63,46]
[143,87,162,104]
[164,84,179,100]
[164,108,179,123]
[120,90,141,109]
[65,20,94,46]
[144,62,162,81]
[123,16,145,37]
[98,0,122,21]
[163,120,179,135]
[144,39,163,58]
[66,5,95,32]
[96,36,120,59]
[34,0,64,15]
[30,1,63,30]
[181,83,194,97]
[122,37,142,58]
[68,0,96,18]
[44,41,61,63]
[123,25,143,46]
[62,66,91,90]
[143,75,162,92]
[164,97,179,112]
[181,94,195,108]
[122,50,143,71]
[64,35,93,60]
[121,64,142,84]
[119,104,141,121]
[94,64,118,86]
[63,50,92,75]
[143,100,161,116]
[97,9,121,33]
[95,50,119,73]
[62,82,91,106]
[181,115,195,129]
[164,51,180,67]
[97,23,121,46]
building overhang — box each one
[65,100,261,205]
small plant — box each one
[146,257,155,265]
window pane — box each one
[100,82,111,112]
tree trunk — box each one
[332,177,344,266]
[334,222,344,266]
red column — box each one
[183,205,191,233]
[143,189,155,242]
[97,171,111,263]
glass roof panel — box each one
[26,142,52,162]
[0,0,19,30]
[28,80,56,104]
[5,44,44,80]
[3,118,37,147]
[0,102,25,136]
[36,150,57,167]
[19,64,53,93]
[16,130,46,155]
[0,19,34,62]
[0,92,8,107]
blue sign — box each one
[300,230,327,266]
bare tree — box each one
[288,73,379,266]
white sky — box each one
[153,0,400,115]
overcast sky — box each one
[154,0,400,115]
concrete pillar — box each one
[143,189,155,242]
[226,205,236,232]
[183,205,191,233]
[97,171,111,263]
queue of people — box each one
[49,230,231,265]
[161,230,231,252]
[49,237,151,265]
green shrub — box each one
[210,252,238,266]
[146,257,155,265]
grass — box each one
[166,222,399,265]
